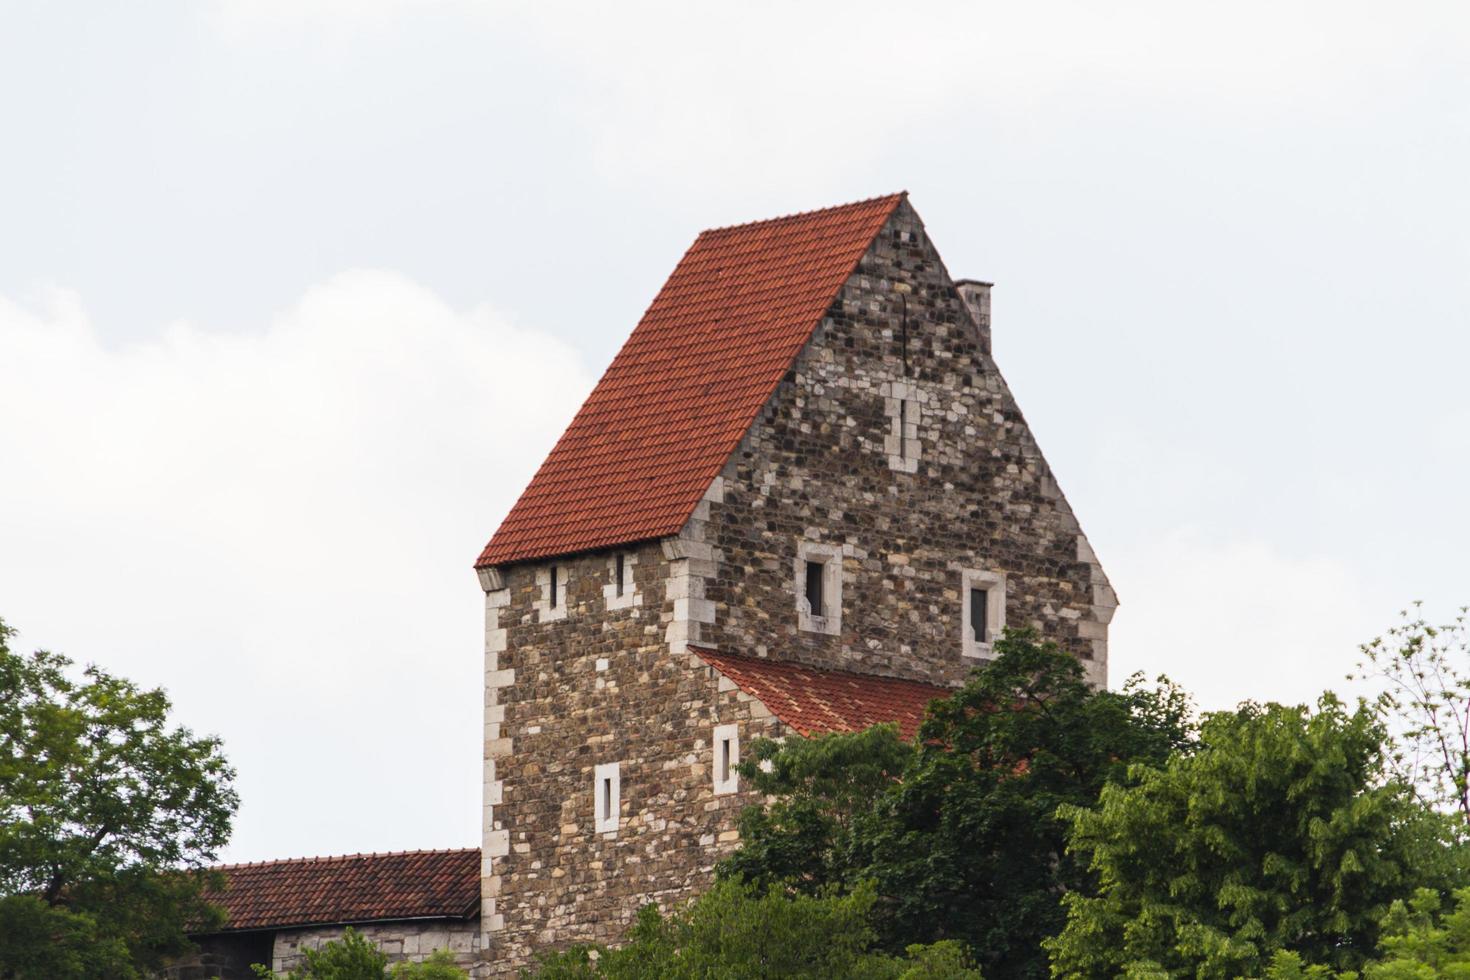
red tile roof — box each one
[477,194,906,568]
[695,648,950,740]
[203,848,479,932]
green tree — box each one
[522,878,982,979]
[1262,951,1349,980]
[254,929,389,980]
[720,722,914,890]
[1361,887,1470,979]
[1261,888,1470,979]
[1354,605,1470,826]
[1048,696,1456,979]
[390,950,471,980]
[251,931,467,980]
[720,629,1193,979]
[0,617,238,979]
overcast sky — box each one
[2,1,1467,863]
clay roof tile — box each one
[477,194,906,568]
[202,848,479,932]
[693,648,949,740]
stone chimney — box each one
[954,280,992,355]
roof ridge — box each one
[697,191,906,236]
[211,846,478,872]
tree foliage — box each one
[720,722,914,890]
[522,877,982,979]
[0,617,238,979]
[251,930,468,980]
[387,951,470,980]
[1048,696,1458,979]
[719,629,1193,978]
[1367,888,1470,979]
[1354,605,1470,826]
[1261,887,1470,979]
[254,928,389,980]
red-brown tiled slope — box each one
[204,848,479,932]
[694,648,950,741]
[477,194,906,567]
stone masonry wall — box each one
[160,932,274,980]
[479,537,784,975]
[701,199,1115,688]
[478,198,1116,974]
[272,920,480,974]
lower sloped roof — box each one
[694,648,951,740]
[204,848,479,932]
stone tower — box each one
[471,194,1116,973]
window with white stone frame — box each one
[602,551,641,610]
[594,761,620,835]
[884,380,922,473]
[534,564,569,622]
[961,569,1006,659]
[795,541,843,635]
[712,723,739,795]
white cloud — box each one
[1106,527,1381,713]
[0,272,593,861]
[209,0,1468,198]
[207,0,457,38]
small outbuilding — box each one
[166,848,480,979]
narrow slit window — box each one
[537,564,569,622]
[594,762,620,833]
[885,385,922,472]
[805,561,825,618]
[604,553,638,609]
[713,724,739,794]
[970,587,988,643]
[899,398,918,461]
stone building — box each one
[471,192,1116,973]
[170,850,480,978]
[177,193,1115,977]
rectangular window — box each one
[604,552,639,610]
[804,561,825,618]
[893,399,917,461]
[899,398,918,461]
[970,587,988,643]
[537,563,568,622]
[594,762,620,834]
[961,570,1005,659]
[713,723,739,795]
[796,542,842,635]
